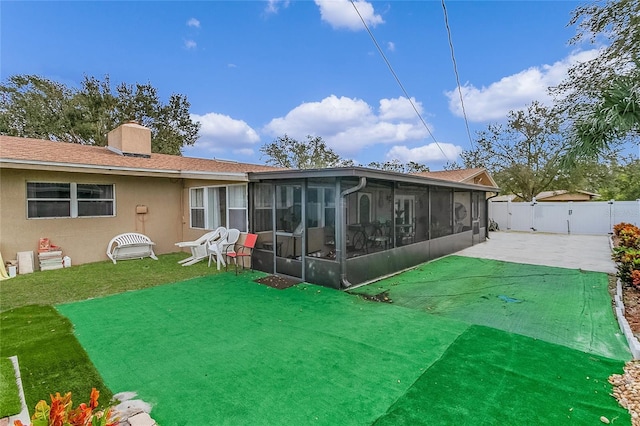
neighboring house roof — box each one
[535,190,600,200]
[492,190,601,202]
[413,167,499,188]
[0,135,279,180]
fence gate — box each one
[489,199,640,235]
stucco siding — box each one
[0,168,183,266]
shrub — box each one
[13,388,117,426]
[613,222,640,288]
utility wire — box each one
[442,0,474,149]
[350,0,451,162]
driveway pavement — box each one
[457,231,616,274]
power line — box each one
[441,0,474,149]
[350,0,451,162]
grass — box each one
[0,305,115,412]
[0,253,219,413]
[0,252,214,312]
[0,252,631,423]
[0,356,21,418]
[57,274,630,425]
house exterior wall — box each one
[0,168,183,267]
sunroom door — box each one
[274,184,304,280]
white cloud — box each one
[314,0,383,31]
[446,49,600,122]
[187,18,200,28]
[386,143,462,163]
[265,0,290,14]
[387,41,395,52]
[379,97,422,121]
[184,40,197,50]
[189,112,260,155]
[263,95,432,155]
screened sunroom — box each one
[248,167,498,289]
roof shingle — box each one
[0,135,280,175]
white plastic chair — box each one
[175,227,226,266]
[208,228,240,269]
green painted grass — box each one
[58,274,470,425]
[351,255,630,360]
[58,269,632,425]
[0,356,21,418]
[0,252,214,312]
[373,325,630,425]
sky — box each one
[1,0,597,170]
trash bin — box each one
[7,265,16,278]
[63,256,71,268]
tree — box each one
[459,102,590,201]
[0,74,200,155]
[567,75,640,159]
[0,75,75,140]
[555,0,640,159]
[597,155,640,200]
[260,135,347,169]
[260,134,431,172]
[366,159,429,173]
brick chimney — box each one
[107,121,152,158]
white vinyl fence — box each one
[489,199,640,235]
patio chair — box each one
[208,228,240,269]
[175,227,226,266]
[225,233,258,275]
[367,220,392,251]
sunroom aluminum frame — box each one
[248,167,499,289]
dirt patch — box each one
[254,275,299,290]
[623,284,640,335]
[351,290,393,304]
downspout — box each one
[339,177,367,289]
[485,192,500,239]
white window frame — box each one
[27,182,115,219]
[189,184,248,231]
[394,195,415,225]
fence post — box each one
[507,199,512,230]
[530,197,537,232]
[609,199,615,234]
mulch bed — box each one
[254,275,300,290]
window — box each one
[27,182,114,218]
[254,184,273,232]
[394,195,415,226]
[358,193,372,224]
[189,184,247,231]
[307,186,335,228]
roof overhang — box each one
[249,167,500,192]
[0,158,248,182]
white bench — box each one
[106,232,158,264]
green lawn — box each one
[0,356,21,418]
[0,253,217,412]
[0,253,213,312]
[0,253,631,424]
